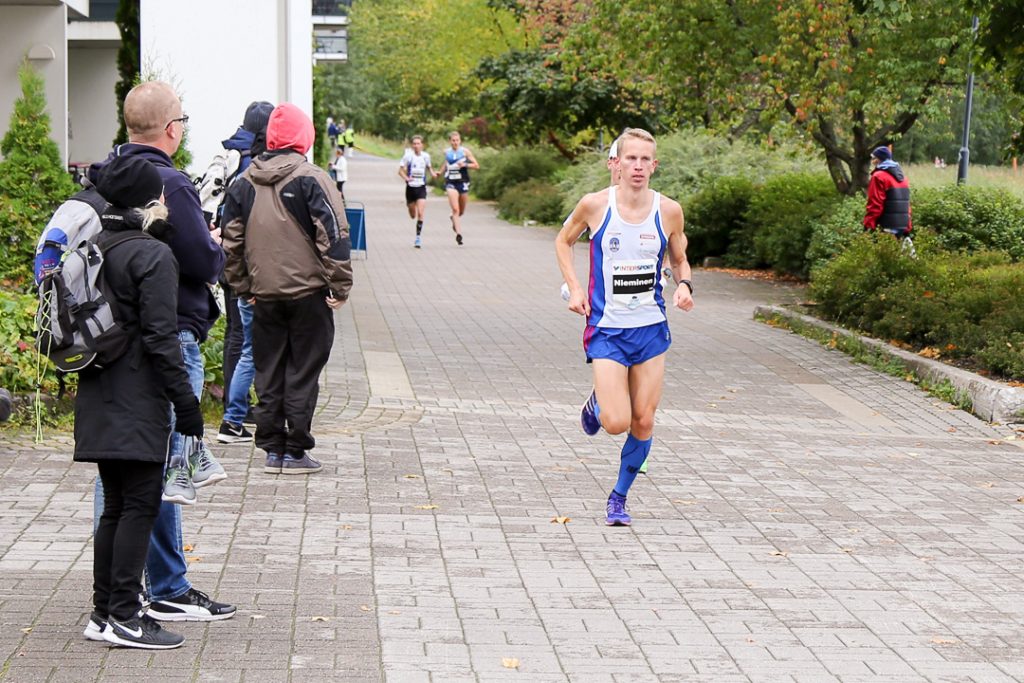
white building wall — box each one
[140,0,312,176]
[68,46,119,165]
[0,5,69,163]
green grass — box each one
[354,133,407,160]
[906,163,1024,200]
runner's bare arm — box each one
[398,164,408,182]
[662,198,694,312]
[465,148,480,170]
[556,193,603,316]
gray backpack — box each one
[35,231,146,372]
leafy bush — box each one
[0,63,77,283]
[913,185,1024,260]
[0,287,59,395]
[498,179,566,225]
[685,176,755,263]
[747,172,841,277]
[810,234,1024,380]
[806,194,869,272]
[472,147,566,200]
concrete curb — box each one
[754,305,1024,424]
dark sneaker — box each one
[264,452,284,474]
[102,612,184,649]
[580,390,601,436]
[605,492,631,526]
[216,420,253,444]
[455,233,464,246]
[147,588,236,622]
[281,451,322,475]
[189,445,227,488]
[83,611,106,641]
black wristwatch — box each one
[679,279,693,294]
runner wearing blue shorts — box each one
[555,128,694,526]
[439,131,479,245]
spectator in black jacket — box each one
[76,155,202,650]
[88,81,235,624]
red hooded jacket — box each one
[266,103,314,155]
[864,163,912,234]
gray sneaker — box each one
[189,444,227,488]
[281,451,322,475]
[162,465,196,505]
[264,452,283,474]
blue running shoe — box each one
[580,390,601,436]
[414,235,422,249]
[606,492,631,526]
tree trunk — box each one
[547,129,576,162]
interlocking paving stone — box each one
[2,154,1023,681]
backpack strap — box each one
[73,186,108,219]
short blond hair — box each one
[124,81,180,141]
[614,128,656,156]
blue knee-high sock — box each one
[613,434,652,497]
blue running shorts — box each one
[445,180,470,194]
[583,321,671,366]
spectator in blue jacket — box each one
[88,81,235,623]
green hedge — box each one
[810,233,1024,380]
[472,147,566,201]
[497,179,565,225]
[912,185,1024,260]
[685,176,755,264]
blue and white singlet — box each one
[587,187,668,329]
[444,147,469,183]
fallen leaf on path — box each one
[947,427,957,433]
[768,507,785,513]
[182,544,194,552]
[359,605,372,612]
[414,504,438,510]
[403,474,421,479]
[707,403,718,408]
[388,610,401,615]
[502,658,520,669]
[673,500,697,506]
[311,616,329,622]
[20,627,31,634]
[930,637,958,645]
[550,516,571,524]
[186,556,202,563]
[340,524,353,530]
[978,482,995,489]
[771,550,789,557]
[840,548,853,554]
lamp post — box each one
[957,15,980,185]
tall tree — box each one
[113,0,140,146]
[570,0,976,195]
[972,0,1024,155]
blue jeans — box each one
[93,330,204,601]
[224,299,254,425]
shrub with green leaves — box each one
[810,234,1024,380]
[0,288,58,395]
[473,147,566,201]
[806,194,870,272]
[498,179,565,225]
[746,172,841,278]
[913,185,1024,260]
[684,176,754,263]
[0,62,77,283]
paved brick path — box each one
[2,153,1023,682]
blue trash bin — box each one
[345,202,367,256]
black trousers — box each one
[93,460,164,620]
[222,284,244,400]
[252,292,335,455]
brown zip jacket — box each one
[221,150,353,301]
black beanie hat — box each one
[95,155,163,209]
[243,101,275,135]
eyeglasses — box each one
[164,114,189,131]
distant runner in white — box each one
[399,135,439,249]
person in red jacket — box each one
[864,146,912,237]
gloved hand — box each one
[174,398,205,437]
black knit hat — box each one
[95,155,163,209]
[243,101,275,135]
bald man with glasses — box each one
[85,81,235,630]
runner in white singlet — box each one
[555,128,694,526]
[398,135,439,249]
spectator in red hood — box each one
[864,145,912,237]
[221,103,352,475]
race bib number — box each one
[610,259,657,310]
[447,165,463,180]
